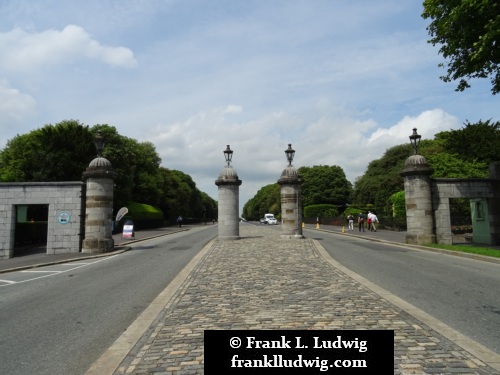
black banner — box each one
[205,330,394,374]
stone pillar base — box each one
[280,234,305,240]
[217,236,240,241]
[405,234,437,245]
[82,238,114,253]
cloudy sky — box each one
[1,0,499,209]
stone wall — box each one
[432,179,497,245]
[0,182,85,258]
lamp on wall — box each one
[285,143,295,166]
[409,128,421,155]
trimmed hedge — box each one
[303,204,339,218]
[115,202,164,231]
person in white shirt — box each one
[369,212,378,232]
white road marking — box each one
[0,255,119,287]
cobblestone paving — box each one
[113,226,499,375]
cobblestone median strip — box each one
[110,226,500,375]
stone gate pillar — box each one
[215,145,242,240]
[278,144,303,239]
[400,128,436,245]
[82,133,117,253]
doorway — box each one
[14,204,49,256]
[449,198,472,244]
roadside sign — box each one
[122,224,134,239]
[57,211,71,224]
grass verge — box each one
[425,243,500,258]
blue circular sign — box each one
[58,211,71,224]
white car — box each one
[264,213,278,225]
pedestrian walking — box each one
[347,214,354,231]
[357,212,365,232]
[370,212,379,232]
[177,215,183,227]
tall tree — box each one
[427,153,488,178]
[422,0,500,94]
[298,165,352,207]
[352,144,412,213]
[0,121,216,220]
[242,183,280,220]
[157,168,208,220]
[0,120,95,181]
[433,119,500,165]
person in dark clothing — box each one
[177,216,183,227]
[357,212,365,232]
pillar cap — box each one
[83,156,117,180]
[400,155,433,177]
[89,156,112,168]
[215,166,242,186]
[278,165,301,185]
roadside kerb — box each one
[313,227,500,265]
[0,227,190,274]
[0,247,130,274]
[312,238,500,372]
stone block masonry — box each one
[0,182,85,258]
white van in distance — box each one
[264,213,278,225]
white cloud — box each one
[368,109,460,146]
[144,104,462,208]
[0,82,36,118]
[0,25,137,71]
[0,81,37,141]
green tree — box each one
[298,165,352,207]
[352,144,412,214]
[389,191,406,218]
[89,124,164,210]
[422,0,500,94]
[0,120,217,223]
[433,119,500,165]
[201,191,218,222]
[427,153,489,178]
[303,204,338,218]
[242,183,280,220]
[0,120,95,181]
[157,168,211,221]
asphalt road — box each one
[3,223,499,374]
[306,228,500,353]
[0,225,218,375]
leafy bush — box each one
[343,206,364,217]
[304,204,339,218]
[389,191,406,218]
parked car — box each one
[259,218,266,224]
[264,213,278,225]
